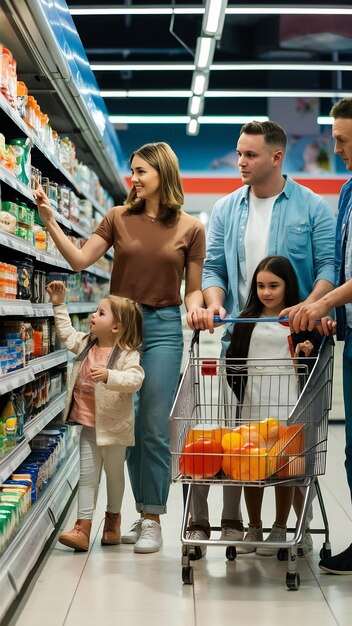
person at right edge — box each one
[187,120,336,559]
[282,98,352,575]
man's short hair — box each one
[330,98,352,119]
[239,120,287,149]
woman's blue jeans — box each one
[126,305,183,515]
[343,327,352,501]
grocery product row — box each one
[0,43,114,211]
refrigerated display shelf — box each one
[0,349,67,394]
[0,444,79,622]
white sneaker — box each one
[257,524,286,556]
[121,518,143,544]
[220,527,244,542]
[134,520,163,553]
[186,529,208,560]
[298,530,313,556]
[236,524,263,554]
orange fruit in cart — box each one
[221,431,245,451]
[179,437,223,479]
[235,424,267,449]
[258,418,286,447]
[249,447,268,481]
[186,425,227,446]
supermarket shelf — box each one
[24,391,67,441]
[0,438,31,484]
[0,392,67,484]
[0,298,34,316]
[67,301,97,314]
[0,92,107,216]
[0,444,79,622]
[0,349,67,393]
[0,162,34,202]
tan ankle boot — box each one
[101,512,121,545]
[59,519,92,551]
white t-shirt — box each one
[238,191,279,310]
[241,321,298,421]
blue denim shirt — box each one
[335,178,352,338]
[202,176,336,349]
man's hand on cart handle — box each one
[213,314,322,326]
[280,300,335,335]
[186,306,227,334]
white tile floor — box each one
[5,332,352,626]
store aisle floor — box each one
[4,421,352,626]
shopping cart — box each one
[170,325,334,590]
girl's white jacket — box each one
[53,304,144,446]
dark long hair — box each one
[228,255,299,359]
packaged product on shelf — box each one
[32,320,49,357]
[0,262,18,298]
[16,255,33,299]
[57,184,70,218]
[0,395,17,448]
[0,434,6,455]
[48,368,62,399]
[0,201,17,234]
[16,202,34,245]
[2,320,34,363]
[11,387,25,439]
[2,479,32,509]
[32,268,46,302]
[30,166,42,191]
[10,137,31,186]
[0,45,17,107]
[69,189,79,224]
[16,80,28,118]
[41,177,58,212]
[0,144,16,173]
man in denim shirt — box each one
[187,120,336,559]
[287,99,352,574]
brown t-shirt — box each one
[94,206,206,307]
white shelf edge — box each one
[24,391,67,441]
[0,445,79,612]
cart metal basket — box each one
[170,330,334,589]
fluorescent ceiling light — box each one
[189,96,203,116]
[317,116,333,125]
[100,90,192,98]
[187,119,200,136]
[110,115,190,124]
[109,115,269,124]
[91,62,352,72]
[70,6,352,17]
[91,63,195,71]
[191,72,208,96]
[70,7,204,16]
[206,89,352,98]
[199,115,269,124]
[226,7,352,15]
[195,37,216,69]
[100,89,352,99]
[203,0,228,38]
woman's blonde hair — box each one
[106,295,143,351]
[124,141,184,224]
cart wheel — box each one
[189,546,204,561]
[277,548,288,561]
[286,572,300,590]
[182,566,194,585]
[319,546,332,560]
[226,546,237,561]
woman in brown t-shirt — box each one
[35,141,205,554]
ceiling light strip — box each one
[100,89,352,98]
[109,115,269,124]
[70,6,352,17]
[91,63,352,72]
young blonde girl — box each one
[47,280,144,551]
